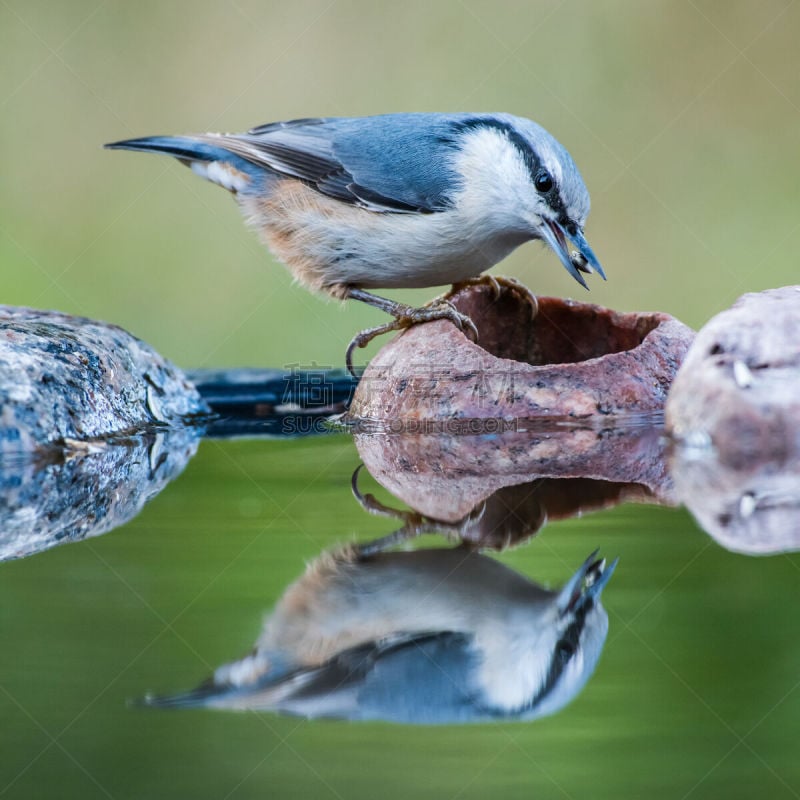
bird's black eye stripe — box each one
[518,600,593,714]
[556,639,576,661]
[534,171,553,193]
[454,117,566,212]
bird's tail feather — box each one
[132,663,324,712]
[104,135,261,192]
[133,677,224,710]
[104,135,233,161]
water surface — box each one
[2,433,799,799]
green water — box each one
[2,434,798,799]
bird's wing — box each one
[142,631,484,723]
[347,631,485,723]
[201,114,469,213]
[294,630,489,723]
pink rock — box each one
[347,285,691,542]
[349,285,695,423]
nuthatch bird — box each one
[106,113,604,372]
[141,547,617,724]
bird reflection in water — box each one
[143,545,616,724]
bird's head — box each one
[522,550,617,719]
[453,114,605,288]
[468,549,616,720]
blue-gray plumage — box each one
[106,114,604,371]
[140,546,617,724]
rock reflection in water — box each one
[353,419,674,522]
[672,448,800,555]
[0,431,198,561]
[352,422,674,551]
[353,465,658,552]
[142,547,616,724]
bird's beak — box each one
[557,550,618,614]
[541,220,606,290]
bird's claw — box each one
[423,298,479,343]
[345,300,480,377]
[351,465,486,556]
[345,319,403,376]
[450,275,539,320]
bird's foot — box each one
[350,465,486,556]
[345,297,479,377]
[419,297,480,341]
[345,318,404,377]
[449,275,539,319]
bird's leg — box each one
[354,502,488,557]
[344,287,479,376]
[350,465,486,556]
[449,275,539,319]
[350,466,432,555]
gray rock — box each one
[0,306,208,453]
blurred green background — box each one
[2,0,798,369]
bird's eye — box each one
[534,171,553,193]
[556,640,575,661]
